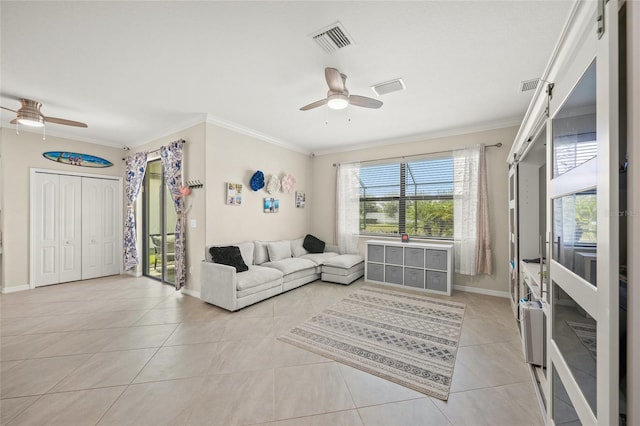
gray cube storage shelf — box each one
[365,240,454,296]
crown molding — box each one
[204,114,311,155]
[311,117,522,157]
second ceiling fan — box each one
[300,67,383,111]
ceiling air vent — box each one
[520,78,540,93]
[371,78,405,96]
[311,22,354,53]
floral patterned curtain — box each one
[160,140,186,290]
[124,152,148,271]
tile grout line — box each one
[3,393,46,425]
[334,362,364,425]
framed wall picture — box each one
[295,191,305,208]
[263,198,279,213]
[226,182,243,205]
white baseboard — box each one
[454,285,510,299]
[2,284,31,294]
[181,287,201,299]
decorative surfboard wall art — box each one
[43,151,113,168]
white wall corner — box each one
[180,287,201,299]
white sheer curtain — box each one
[453,144,492,275]
[335,162,361,254]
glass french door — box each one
[142,159,176,285]
[546,1,620,424]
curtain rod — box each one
[331,142,502,167]
[122,139,186,161]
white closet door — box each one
[32,173,60,286]
[82,177,121,279]
[82,177,103,280]
[58,175,82,283]
[100,179,121,276]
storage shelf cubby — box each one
[365,240,454,296]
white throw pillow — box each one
[254,241,270,265]
[236,242,255,266]
[267,240,292,262]
[290,237,308,258]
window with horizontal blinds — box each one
[359,156,454,238]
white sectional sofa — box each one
[201,237,363,311]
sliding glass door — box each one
[142,159,176,285]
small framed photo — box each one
[295,191,305,208]
[264,197,279,213]
[226,182,243,205]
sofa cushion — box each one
[262,257,316,277]
[209,246,249,273]
[236,265,283,291]
[254,241,270,265]
[267,240,292,261]
[303,234,325,253]
[323,263,364,277]
[300,252,340,266]
[237,276,282,298]
[236,242,255,266]
[290,237,308,258]
[323,254,364,269]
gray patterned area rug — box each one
[278,285,466,400]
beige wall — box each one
[204,123,313,246]
[130,123,207,294]
[0,128,125,290]
[311,126,517,294]
[1,121,515,296]
[130,121,313,295]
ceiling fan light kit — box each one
[327,94,349,110]
[1,98,89,135]
[300,67,383,112]
[17,112,45,127]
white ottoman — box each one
[321,254,364,285]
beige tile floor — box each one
[0,275,543,426]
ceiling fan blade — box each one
[300,98,327,111]
[349,95,383,109]
[1,106,17,113]
[10,118,17,124]
[325,68,345,92]
[44,116,88,128]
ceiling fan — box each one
[0,98,88,128]
[300,67,383,111]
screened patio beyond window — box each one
[359,157,454,238]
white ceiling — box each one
[0,1,573,154]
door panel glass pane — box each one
[164,185,176,285]
[552,190,597,286]
[552,60,597,178]
[552,281,597,415]
[143,159,174,285]
[145,161,163,280]
[552,366,581,425]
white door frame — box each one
[29,168,124,288]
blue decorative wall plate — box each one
[43,151,113,168]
